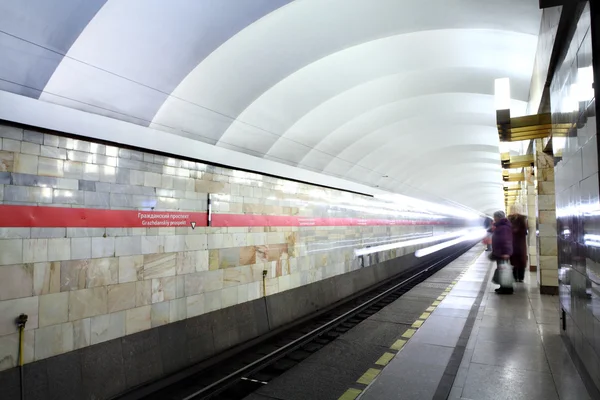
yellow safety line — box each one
[375,352,395,366]
[411,320,424,328]
[426,306,435,312]
[357,368,381,385]
[419,312,431,319]
[401,328,416,338]
[390,339,406,350]
[338,388,362,400]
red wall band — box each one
[0,205,448,228]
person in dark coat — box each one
[508,205,528,282]
[492,210,513,294]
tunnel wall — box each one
[0,121,471,397]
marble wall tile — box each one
[240,246,256,266]
[39,292,69,327]
[3,139,21,152]
[0,239,23,265]
[237,283,249,304]
[186,293,205,318]
[164,235,185,253]
[539,237,558,256]
[176,250,200,275]
[0,151,13,172]
[90,311,126,345]
[209,250,219,270]
[143,253,176,279]
[203,291,221,313]
[47,238,71,262]
[34,322,73,361]
[126,306,151,335]
[5,186,52,203]
[151,302,169,327]
[141,235,163,254]
[23,239,48,263]
[118,255,143,283]
[69,287,107,321]
[21,141,40,156]
[135,280,152,307]
[91,237,115,258]
[33,262,60,295]
[107,282,136,313]
[0,296,38,335]
[115,236,142,257]
[247,281,262,301]
[73,318,91,350]
[151,277,176,303]
[40,145,67,160]
[66,228,106,238]
[38,157,64,178]
[219,248,240,268]
[169,298,187,322]
[0,264,33,300]
[0,126,23,140]
[86,258,118,288]
[13,153,38,175]
[0,330,34,370]
[71,237,92,260]
[30,228,65,239]
[221,286,238,308]
[185,234,207,251]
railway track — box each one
[123,243,475,400]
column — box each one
[534,138,558,295]
[526,166,537,271]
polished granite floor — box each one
[360,248,593,400]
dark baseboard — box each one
[540,285,559,295]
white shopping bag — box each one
[497,260,514,287]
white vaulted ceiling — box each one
[0,0,542,215]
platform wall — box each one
[0,121,471,377]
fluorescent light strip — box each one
[353,230,470,257]
[415,229,487,258]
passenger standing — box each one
[483,216,494,251]
[508,205,528,282]
[492,210,513,294]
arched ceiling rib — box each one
[0,0,542,215]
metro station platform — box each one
[359,248,594,400]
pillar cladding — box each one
[527,167,538,271]
[534,139,558,294]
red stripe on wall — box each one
[0,205,449,228]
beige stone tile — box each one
[135,280,152,307]
[47,238,71,262]
[34,322,73,361]
[195,250,209,272]
[169,298,187,322]
[0,330,34,370]
[0,151,14,172]
[184,234,207,251]
[126,306,151,335]
[39,292,69,328]
[90,311,125,345]
[247,281,262,301]
[219,248,240,268]
[151,302,169,327]
[265,277,279,296]
[33,262,60,295]
[23,239,48,263]
[175,275,185,298]
[186,293,205,318]
[0,296,38,335]
[176,251,199,275]
[69,287,107,321]
[0,264,33,300]
[13,153,38,175]
[237,283,249,304]
[38,157,64,177]
[91,237,115,259]
[143,253,176,279]
[60,259,88,291]
[151,277,176,303]
[239,246,256,266]
[86,258,118,288]
[208,250,219,270]
[118,255,143,283]
[70,237,91,260]
[107,282,136,313]
[539,238,558,256]
[204,291,221,313]
[0,239,23,266]
[73,318,90,350]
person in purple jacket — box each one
[492,210,514,294]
